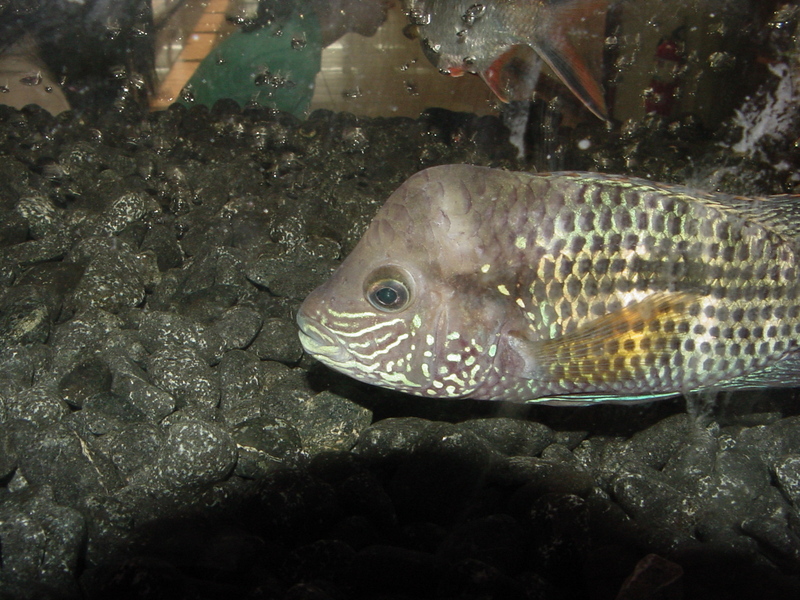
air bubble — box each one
[20,72,42,86]
[408,10,431,26]
[462,4,486,26]
[708,51,735,71]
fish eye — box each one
[367,279,409,311]
[365,267,412,312]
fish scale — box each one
[297,165,800,405]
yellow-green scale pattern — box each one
[469,173,800,400]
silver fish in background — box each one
[297,165,800,405]
[404,0,609,120]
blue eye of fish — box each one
[367,278,409,312]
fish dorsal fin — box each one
[509,291,697,386]
[717,194,800,241]
[700,348,800,391]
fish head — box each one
[297,166,519,398]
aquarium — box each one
[0,1,799,599]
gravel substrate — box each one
[0,100,799,600]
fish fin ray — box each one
[532,0,609,120]
[481,45,542,102]
[533,33,608,120]
[699,349,800,391]
[525,391,681,406]
[718,194,800,241]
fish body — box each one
[405,0,608,119]
[297,165,800,405]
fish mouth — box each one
[296,313,352,365]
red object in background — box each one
[645,34,685,116]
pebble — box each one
[251,316,305,363]
[154,420,237,488]
[0,485,85,594]
[146,346,220,409]
[232,415,302,478]
[16,422,122,505]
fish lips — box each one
[296,313,352,365]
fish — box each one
[404,0,609,120]
[296,165,800,405]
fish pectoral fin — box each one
[512,291,697,387]
[481,45,543,103]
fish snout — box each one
[296,311,350,363]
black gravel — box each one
[0,100,799,600]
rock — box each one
[243,470,340,544]
[0,425,18,480]
[437,558,528,600]
[207,304,262,352]
[526,493,591,580]
[285,539,356,586]
[154,420,237,488]
[63,239,149,314]
[0,284,51,344]
[58,357,113,409]
[48,310,123,377]
[97,192,160,236]
[5,383,70,426]
[245,240,338,299]
[78,496,134,574]
[0,485,85,594]
[146,347,220,410]
[625,414,693,470]
[266,390,373,454]
[351,416,433,463]
[251,317,304,364]
[232,416,302,478]
[112,372,176,423]
[773,454,800,506]
[611,468,698,543]
[15,195,62,239]
[140,222,183,271]
[97,423,166,482]
[459,417,555,457]
[138,311,217,364]
[16,422,122,505]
